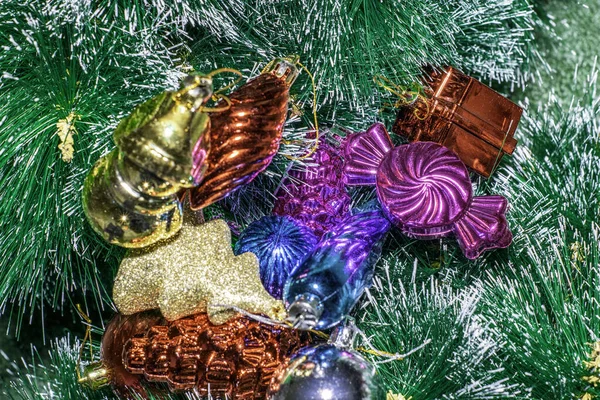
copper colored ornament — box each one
[80,311,312,399]
[188,59,299,210]
[392,66,522,178]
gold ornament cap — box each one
[78,361,111,390]
[113,74,213,188]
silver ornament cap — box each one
[269,321,381,400]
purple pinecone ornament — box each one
[343,123,512,259]
[274,136,351,239]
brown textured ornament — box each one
[188,59,299,210]
[95,311,312,399]
[392,66,522,178]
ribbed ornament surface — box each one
[107,312,311,399]
[235,216,318,299]
[189,73,290,210]
[376,142,472,237]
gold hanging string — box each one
[210,304,429,364]
[200,93,233,113]
[350,322,432,365]
[201,67,244,113]
[209,68,244,94]
[373,75,430,120]
[75,304,94,381]
[277,58,320,161]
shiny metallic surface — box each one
[274,138,351,240]
[284,211,390,330]
[392,66,522,178]
[235,215,318,299]
[269,345,378,400]
[82,75,212,247]
[113,74,212,187]
[286,293,323,330]
[110,312,312,398]
[189,65,297,210]
[343,123,513,259]
[78,362,112,390]
[378,143,472,236]
[99,312,163,396]
[82,150,183,248]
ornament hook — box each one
[270,56,320,161]
[373,74,430,120]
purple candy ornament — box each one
[343,123,512,259]
[274,135,351,240]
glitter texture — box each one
[113,217,285,324]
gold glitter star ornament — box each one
[113,218,285,324]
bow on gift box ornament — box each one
[391,66,523,178]
[343,123,512,259]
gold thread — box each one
[210,68,244,94]
[280,59,320,161]
[75,304,93,381]
[373,75,430,120]
[356,346,400,358]
[200,93,233,113]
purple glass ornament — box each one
[284,211,391,330]
[235,216,318,299]
[274,136,351,239]
[343,123,512,259]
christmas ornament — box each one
[269,321,379,400]
[113,214,285,324]
[189,58,300,210]
[82,73,214,248]
[392,66,522,178]
[273,135,351,239]
[235,215,318,299]
[284,211,390,330]
[78,312,162,393]
[79,311,313,399]
[343,123,512,259]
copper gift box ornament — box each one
[392,66,523,178]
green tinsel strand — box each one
[525,1,600,108]
[356,262,522,399]
[186,0,543,111]
[475,66,600,398]
[0,0,195,331]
